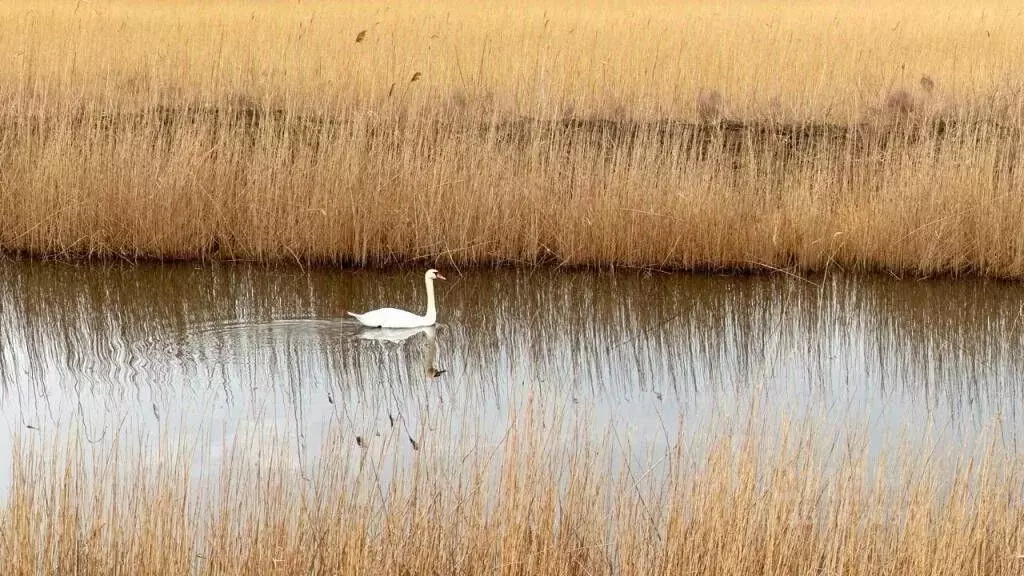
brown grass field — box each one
[1,402,1021,575]
[1,0,1024,276]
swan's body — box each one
[348,269,446,328]
[350,307,433,329]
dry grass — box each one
[1,400,1022,575]
[1,1,1024,276]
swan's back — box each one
[348,308,431,328]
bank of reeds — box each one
[2,1,1024,276]
[2,402,1022,575]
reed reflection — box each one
[0,261,1022,433]
[354,326,446,379]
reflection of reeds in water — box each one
[1,263,1023,415]
[3,402,1021,575]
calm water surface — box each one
[0,261,1022,487]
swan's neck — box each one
[424,277,437,323]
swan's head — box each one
[426,269,446,281]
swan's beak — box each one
[435,273,446,281]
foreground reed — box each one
[1,1,1024,277]
[2,401,1021,575]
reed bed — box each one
[2,1,1024,276]
[1,400,1021,575]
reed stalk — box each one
[2,401,1022,575]
[1,1,1022,276]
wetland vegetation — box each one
[1,1,1023,573]
[0,1,1023,275]
[4,402,1022,575]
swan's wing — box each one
[348,307,427,328]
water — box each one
[0,260,1022,489]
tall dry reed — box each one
[2,401,1022,575]
[0,1,1023,276]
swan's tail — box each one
[346,311,362,321]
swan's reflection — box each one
[353,325,445,379]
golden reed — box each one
[0,1,1023,277]
[2,402,1022,575]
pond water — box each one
[0,261,1021,487]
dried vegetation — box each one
[0,1,1023,276]
[3,402,1022,575]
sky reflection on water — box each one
[0,261,1021,491]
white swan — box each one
[347,269,446,328]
